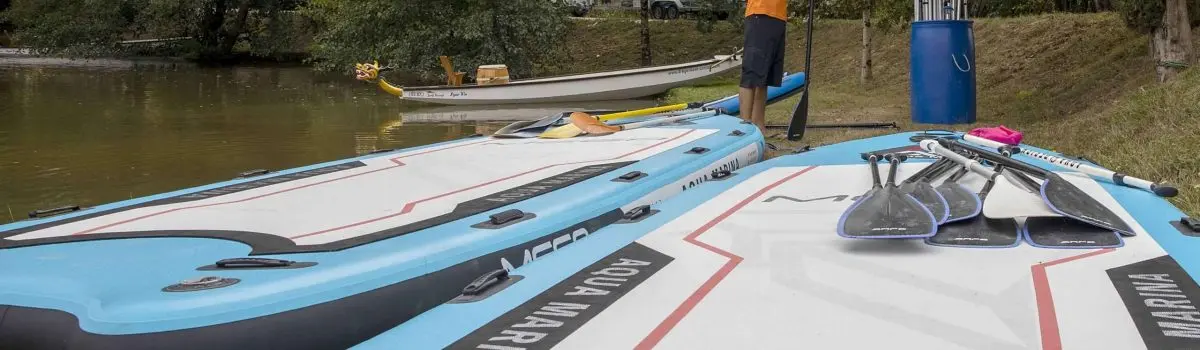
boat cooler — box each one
[910,20,976,125]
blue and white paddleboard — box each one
[366,132,1199,350]
[0,115,765,349]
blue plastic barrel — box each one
[910,20,976,124]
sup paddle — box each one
[897,158,953,224]
[785,0,816,141]
[837,154,938,239]
[934,165,984,223]
[925,162,1021,248]
[962,133,1177,197]
[531,103,700,139]
[567,110,718,136]
[939,139,1135,236]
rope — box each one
[952,54,972,72]
[1158,61,1191,69]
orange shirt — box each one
[745,0,787,21]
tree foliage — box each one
[1,0,304,60]
[1114,0,1198,33]
[304,0,569,81]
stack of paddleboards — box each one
[0,108,767,348]
[357,131,1198,350]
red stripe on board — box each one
[1031,248,1116,350]
[70,131,696,238]
[69,138,493,236]
[635,166,817,350]
[289,130,696,239]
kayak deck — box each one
[368,132,1199,350]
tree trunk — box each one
[860,1,873,84]
[219,0,254,56]
[1152,0,1194,82]
[640,0,652,66]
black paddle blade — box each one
[935,181,982,223]
[785,89,809,141]
[1039,173,1136,236]
[1023,217,1124,249]
[925,216,1020,248]
[901,182,950,224]
[838,187,938,239]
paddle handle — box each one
[962,134,1177,197]
[920,140,997,179]
[618,110,718,130]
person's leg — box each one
[751,86,768,129]
[740,15,767,126]
[738,86,757,124]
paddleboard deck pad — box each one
[0,115,765,349]
[365,132,1200,350]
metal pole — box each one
[914,0,920,21]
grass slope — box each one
[561,13,1197,213]
[637,13,1198,215]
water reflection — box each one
[0,65,475,223]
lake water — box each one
[0,63,653,223]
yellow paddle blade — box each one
[597,103,688,122]
[570,112,621,135]
[538,124,584,139]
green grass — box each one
[657,13,1200,214]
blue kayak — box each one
[361,132,1198,350]
[0,114,765,349]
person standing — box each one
[739,0,788,132]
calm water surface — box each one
[0,64,480,223]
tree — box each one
[305,0,568,81]
[1116,0,1196,82]
[2,0,303,61]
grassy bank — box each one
[641,13,1199,214]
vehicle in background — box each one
[565,0,595,16]
[618,0,735,20]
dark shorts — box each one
[741,14,786,88]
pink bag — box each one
[967,125,1023,145]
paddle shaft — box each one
[598,103,692,122]
[901,158,951,185]
[868,155,883,189]
[617,110,718,130]
[785,0,817,141]
[962,134,1177,197]
[919,140,999,180]
[886,156,901,187]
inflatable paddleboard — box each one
[366,132,1199,350]
[0,114,765,349]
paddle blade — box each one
[538,124,584,139]
[494,120,538,136]
[935,182,982,223]
[785,89,809,141]
[838,187,938,239]
[1022,217,1124,249]
[569,112,621,135]
[1040,173,1136,236]
[902,182,950,224]
[982,173,1061,219]
[925,216,1020,248]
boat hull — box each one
[400,56,742,105]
